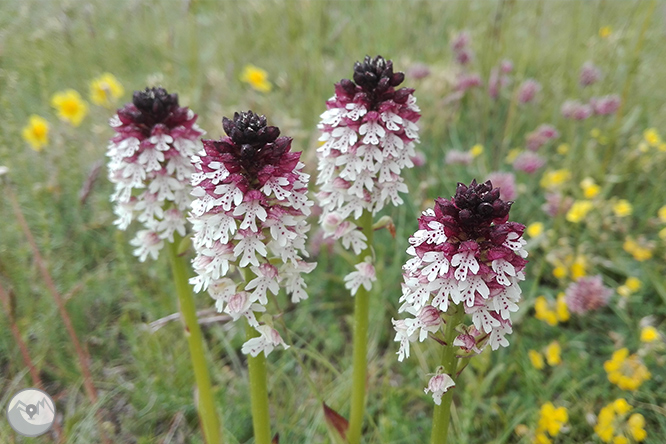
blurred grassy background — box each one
[1,0,665,443]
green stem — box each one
[347,210,374,444]
[430,305,465,444]
[166,234,222,444]
[246,321,272,444]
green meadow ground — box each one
[1,0,666,443]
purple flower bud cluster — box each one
[394,180,528,362]
[189,111,315,357]
[107,87,204,261]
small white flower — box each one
[424,372,455,405]
[343,260,377,296]
[241,324,290,357]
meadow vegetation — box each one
[1,1,665,443]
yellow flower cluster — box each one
[617,277,641,298]
[469,143,484,158]
[612,200,633,218]
[552,255,587,281]
[529,341,562,370]
[641,128,666,152]
[51,89,88,127]
[526,222,544,238]
[241,64,272,93]
[540,169,571,189]
[90,73,125,107]
[533,402,568,444]
[22,74,123,151]
[595,398,647,443]
[623,238,653,262]
[580,177,601,199]
[21,115,50,151]
[535,294,570,326]
[566,200,594,223]
[640,326,660,343]
[599,26,612,39]
[603,348,651,391]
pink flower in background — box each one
[407,63,431,80]
[517,79,541,104]
[445,149,473,166]
[579,61,602,87]
[513,151,546,174]
[107,87,204,261]
[542,193,574,217]
[457,73,483,92]
[489,60,513,99]
[561,100,593,120]
[189,111,316,356]
[501,59,514,74]
[565,275,612,314]
[450,30,470,52]
[451,31,474,66]
[526,124,559,151]
[394,179,528,372]
[486,172,517,201]
[591,94,621,115]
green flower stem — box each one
[242,267,272,444]
[347,210,374,444]
[430,304,465,444]
[246,321,272,444]
[166,234,222,444]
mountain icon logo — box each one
[6,388,56,437]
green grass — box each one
[1,0,665,443]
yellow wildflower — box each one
[612,200,633,217]
[469,144,484,158]
[51,89,88,127]
[526,222,544,238]
[552,264,567,280]
[240,65,272,93]
[628,413,647,441]
[595,399,647,443]
[528,350,545,370]
[90,73,124,107]
[536,402,568,441]
[545,341,562,366]
[540,169,571,189]
[556,293,570,322]
[643,128,661,147]
[618,277,642,297]
[640,326,659,343]
[566,200,593,223]
[604,348,651,391]
[658,142,666,152]
[556,143,569,155]
[505,148,521,164]
[657,205,666,223]
[599,26,612,38]
[535,296,558,326]
[580,177,601,199]
[660,227,666,241]
[623,238,653,261]
[22,115,50,151]
[570,255,587,280]
[638,141,649,153]
[590,128,601,138]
